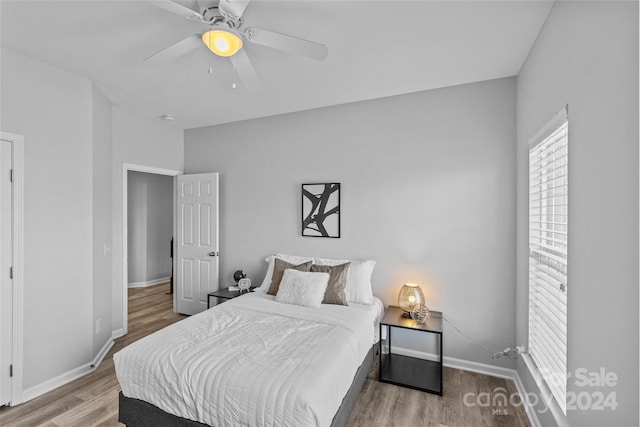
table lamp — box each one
[398,283,425,317]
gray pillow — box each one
[267,258,313,295]
[311,262,350,305]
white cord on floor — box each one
[443,316,519,359]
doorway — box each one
[0,132,24,406]
[121,164,181,336]
[127,171,174,290]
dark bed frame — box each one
[119,343,378,427]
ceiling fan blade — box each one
[144,35,203,64]
[151,0,205,22]
[218,0,251,20]
[244,27,328,61]
[229,49,260,91]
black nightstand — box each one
[207,287,256,308]
[379,305,443,395]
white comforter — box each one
[114,293,380,427]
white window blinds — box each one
[528,107,568,415]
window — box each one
[528,107,568,414]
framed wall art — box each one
[301,183,340,238]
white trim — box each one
[394,346,540,426]
[514,369,542,427]
[173,177,178,314]
[90,339,114,369]
[128,276,171,288]
[528,105,568,149]
[22,336,113,402]
[393,346,516,380]
[124,163,183,176]
[1,132,24,405]
[112,328,125,340]
[521,353,568,426]
[22,363,93,403]
[121,163,181,337]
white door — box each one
[176,173,219,315]
[0,140,13,405]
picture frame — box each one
[301,183,340,238]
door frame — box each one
[0,132,24,405]
[121,163,182,335]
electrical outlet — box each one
[96,318,101,335]
[103,244,111,257]
[516,345,526,354]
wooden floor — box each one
[1,283,531,427]
[350,367,530,427]
[0,283,187,427]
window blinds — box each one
[528,107,568,415]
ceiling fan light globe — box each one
[202,29,243,57]
[216,38,229,52]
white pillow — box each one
[256,254,315,293]
[313,257,376,304]
[275,269,329,308]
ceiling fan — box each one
[146,0,329,90]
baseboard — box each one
[22,362,93,403]
[22,337,115,403]
[520,353,567,427]
[514,369,542,427]
[91,339,114,369]
[112,328,125,340]
[393,345,538,426]
[128,276,170,288]
[393,346,516,379]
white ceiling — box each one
[0,0,553,129]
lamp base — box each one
[401,311,412,318]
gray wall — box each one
[91,84,113,356]
[516,1,639,426]
[111,107,183,333]
[1,47,94,390]
[128,171,147,284]
[185,77,517,368]
[0,46,184,395]
[127,171,173,285]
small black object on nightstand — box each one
[207,286,256,309]
[233,270,247,283]
[379,305,444,395]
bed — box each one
[115,290,384,427]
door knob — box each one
[208,251,218,257]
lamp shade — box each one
[398,283,425,316]
[202,28,243,57]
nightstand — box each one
[207,287,256,309]
[379,305,443,395]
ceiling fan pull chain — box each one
[208,26,214,75]
[232,65,237,89]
